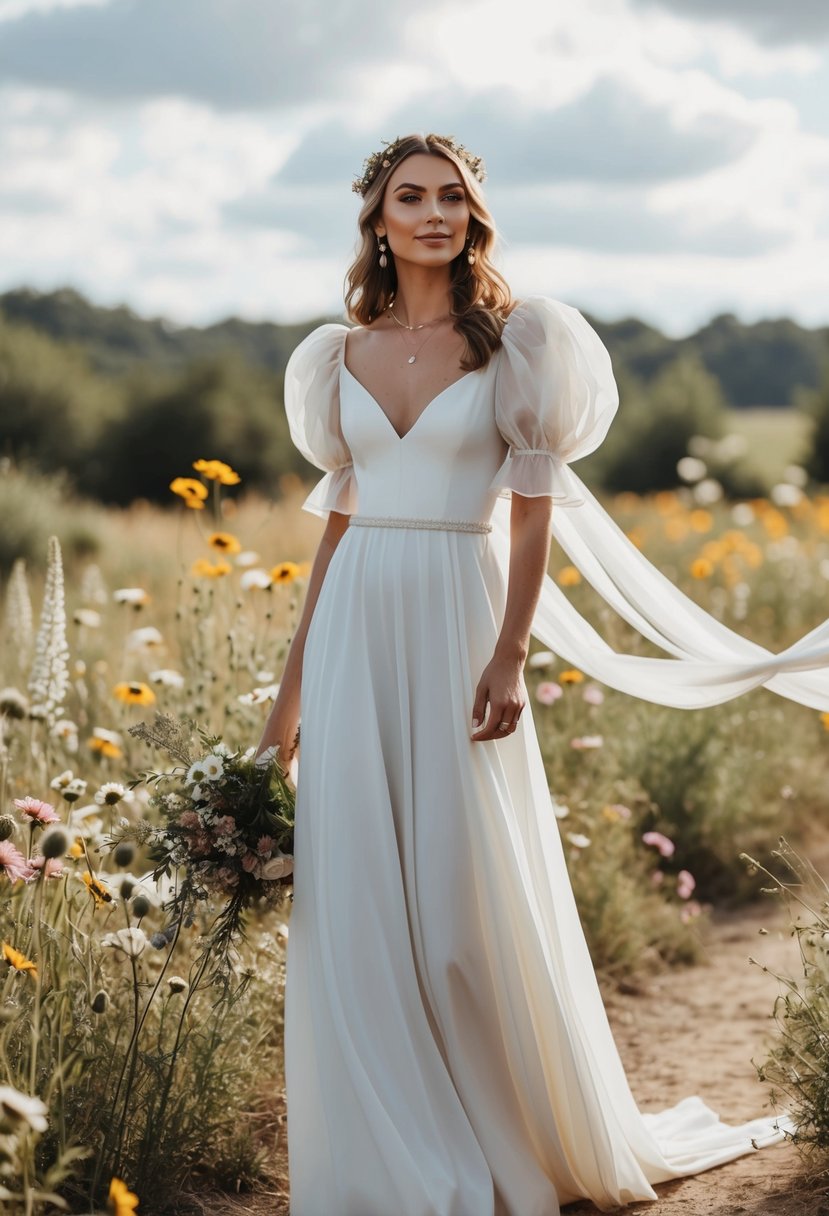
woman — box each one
[257,132,829,1215]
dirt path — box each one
[200,878,829,1216]
[565,896,829,1216]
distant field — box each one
[726,407,812,485]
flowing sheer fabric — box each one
[484,296,829,711]
[281,300,824,1216]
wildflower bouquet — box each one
[117,713,295,963]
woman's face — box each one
[375,153,471,271]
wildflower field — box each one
[1,452,829,1214]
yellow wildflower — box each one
[270,561,301,584]
[557,565,581,587]
[113,682,156,707]
[109,1176,140,1215]
[689,509,713,533]
[191,557,232,578]
[690,557,714,579]
[2,942,37,979]
[88,738,123,759]
[208,532,241,555]
[192,459,241,485]
[560,669,584,685]
[83,871,113,907]
[654,490,681,514]
[664,519,689,542]
[69,837,85,859]
[169,477,208,505]
[821,712,829,732]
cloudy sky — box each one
[1,0,828,336]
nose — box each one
[426,200,445,224]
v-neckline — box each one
[340,361,476,443]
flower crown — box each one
[351,134,487,197]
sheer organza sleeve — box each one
[283,323,358,519]
[490,295,619,508]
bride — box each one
[256,132,829,1215]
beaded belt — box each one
[349,514,492,534]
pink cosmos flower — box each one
[14,797,60,826]
[257,835,275,856]
[536,682,563,705]
[676,869,696,900]
[30,856,64,879]
[680,899,702,924]
[0,840,36,883]
[582,685,605,706]
[642,830,675,858]
[650,870,665,886]
[607,803,632,821]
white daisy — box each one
[101,926,148,957]
[94,782,127,806]
[186,761,207,785]
[148,668,185,688]
[73,608,102,628]
[202,755,224,781]
[240,569,272,590]
[126,626,164,650]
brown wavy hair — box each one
[344,133,513,371]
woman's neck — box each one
[390,266,453,327]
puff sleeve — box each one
[490,295,619,508]
[283,323,359,519]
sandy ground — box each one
[195,876,829,1216]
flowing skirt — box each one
[284,524,788,1216]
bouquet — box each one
[112,713,295,968]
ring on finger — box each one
[497,721,514,731]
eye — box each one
[442,192,465,203]
[399,193,421,204]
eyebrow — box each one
[393,181,465,192]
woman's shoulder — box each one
[286,321,351,379]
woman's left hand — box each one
[470,654,526,741]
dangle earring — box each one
[467,236,476,266]
[378,237,388,269]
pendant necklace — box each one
[387,303,450,365]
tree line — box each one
[1,285,828,508]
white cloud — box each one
[0,0,827,333]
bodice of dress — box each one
[340,361,507,522]
[283,295,622,524]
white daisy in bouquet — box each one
[111,713,295,957]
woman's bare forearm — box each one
[494,493,554,662]
[255,509,350,759]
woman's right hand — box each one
[256,686,301,780]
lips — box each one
[416,234,450,242]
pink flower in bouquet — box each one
[241,850,259,873]
[535,682,562,705]
[254,855,293,880]
[14,797,60,826]
[642,830,675,858]
[178,810,200,829]
[0,841,36,883]
[257,835,275,856]
[676,869,696,899]
[217,866,239,888]
[213,815,236,836]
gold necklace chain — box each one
[387,302,451,332]
[395,318,447,365]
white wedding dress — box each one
[282,296,829,1216]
